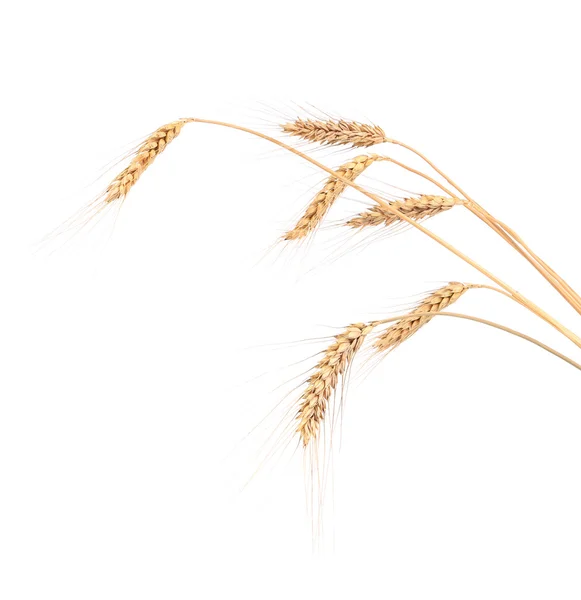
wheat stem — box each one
[495,218,581,311]
[466,203,581,313]
[385,138,581,315]
[376,311,581,372]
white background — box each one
[1,1,581,598]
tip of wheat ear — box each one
[281,118,388,148]
[284,155,380,241]
[296,322,375,447]
[103,119,189,203]
[374,282,470,354]
[345,195,460,229]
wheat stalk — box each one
[346,195,460,230]
[374,283,470,354]
[103,120,189,203]
[296,322,375,447]
[282,118,388,148]
[284,155,380,240]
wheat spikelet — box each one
[284,155,380,241]
[104,119,189,203]
[346,195,459,230]
[374,283,470,354]
[296,322,375,447]
[282,118,388,148]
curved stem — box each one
[469,283,514,300]
[388,138,581,314]
[496,218,581,308]
[377,156,458,198]
[386,138,471,200]
[186,118,581,350]
[468,204,581,314]
[375,311,581,372]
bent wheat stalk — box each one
[374,312,581,372]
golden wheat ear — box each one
[41,119,193,247]
[345,195,462,230]
[103,119,191,203]
[374,282,470,354]
[283,154,381,241]
[295,322,376,447]
[281,118,388,148]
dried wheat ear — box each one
[104,120,189,203]
[284,155,381,240]
[296,322,375,447]
[346,195,461,229]
[282,118,388,148]
[373,283,470,355]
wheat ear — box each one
[104,120,189,203]
[346,195,460,229]
[374,283,470,354]
[282,118,388,148]
[296,322,375,447]
[284,155,381,240]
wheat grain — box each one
[282,118,388,148]
[346,195,459,230]
[104,119,189,203]
[374,283,470,354]
[296,322,375,447]
[284,155,380,241]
